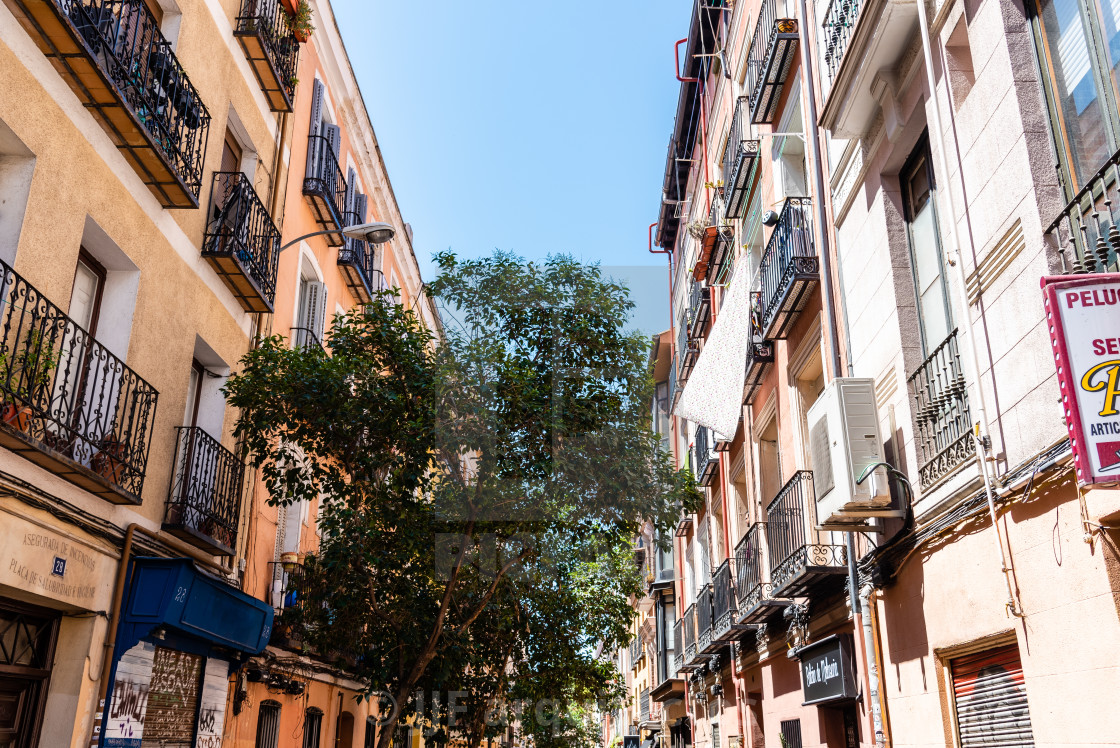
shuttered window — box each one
[142,647,203,748]
[951,645,1036,747]
[255,701,281,748]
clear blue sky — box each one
[332,0,686,336]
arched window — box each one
[303,707,324,748]
[255,700,281,748]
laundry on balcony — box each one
[674,260,754,440]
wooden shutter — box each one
[355,192,368,225]
[309,79,324,137]
[951,645,1035,747]
[345,168,357,219]
[298,280,328,342]
[324,124,341,162]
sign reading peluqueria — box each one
[1042,274,1120,484]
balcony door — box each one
[173,360,220,538]
[51,252,108,454]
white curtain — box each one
[673,260,753,441]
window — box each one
[902,138,952,355]
[1033,0,1120,191]
[757,414,781,504]
[294,277,327,349]
[184,359,204,429]
[304,707,324,748]
[365,718,377,748]
[70,251,106,336]
[255,701,281,748]
[779,719,803,748]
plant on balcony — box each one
[225,253,701,748]
[289,0,315,42]
[1,328,59,433]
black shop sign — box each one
[798,635,858,706]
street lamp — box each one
[276,221,396,254]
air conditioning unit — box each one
[806,378,892,525]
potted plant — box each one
[289,0,314,43]
[92,434,129,484]
[2,328,58,433]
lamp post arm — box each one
[277,229,344,254]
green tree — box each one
[224,252,699,748]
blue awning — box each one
[117,558,273,656]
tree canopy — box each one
[224,252,700,748]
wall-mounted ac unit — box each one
[807,378,891,525]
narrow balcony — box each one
[1045,146,1120,274]
[268,560,309,649]
[908,330,973,489]
[743,291,774,405]
[677,324,698,381]
[163,427,245,556]
[201,172,280,313]
[703,200,736,286]
[818,0,919,137]
[337,217,381,303]
[235,0,300,112]
[696,583,717,653]
[766,472,847,598]
[693,425,718,487]
[3,0,211,207]
[681,604,699,670]
[303,134,348,246]
[687,282,711,341]
[721,97,761,220]
[759,197,818,340]
[0,259,158,504]
[734,523,786,624]
[744,0,799,124]
[710,559,738,643]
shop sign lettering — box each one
[798,635,857,706]
[1043,275,1120,484]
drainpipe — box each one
[859,584,888,748]
[88,525,228,747]
[914,0,1023,619]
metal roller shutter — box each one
[951,644,1036,747]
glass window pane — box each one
[1039,0,1114,185]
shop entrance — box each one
[0,599,60,748]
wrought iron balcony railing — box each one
[766,472,846,597]
[682,605,697,666]
[677,324,699,382]
[235,0,300,112]
[821,0,864,86]
[672,616,683,673]
[759,197,819,340]
[693,425,718,487]
[268,560,310,648]
[303,134,348,245]
[710,559,737,642]
[695,583,714,652]
[1045,146,1120,274]
[0,259,157,503]
[202,172,280,313]
[908,330,973,489]
[744,290,774,405]
[163,427,245,556]
[4,0,211,207]
[338,213,382,303]
[744,0,799,124]
[722,97,761,220]
[687,282,711,340]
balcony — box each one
[681,604,699,670]
[201,172,280,313]
[4,0,211,207]
[671,617,683,674]
[704,202,736,287]
[766,472,847,598]
[696,583,716,653]
[758,197,818,340]
[908,330,973,489]
[235,0,299,112]
[163,427,245,556]
[268,560,309,649]
[629,638,642,669]
[710,559,738,643]
[0,259,158,504]
[744,0,799,124]
[693,425,718,487]
[734,523,786,624]
[818,0,919,138]
[686,282,711,341]
[303,134,348,246]
[743,291,774,405]
[721,97,761,220]
[338,220,382,304]
[677,326,698,384]
[1045,146,1120,274]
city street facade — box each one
[604,0,1120,747]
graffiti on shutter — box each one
[104,641,156,747]
[951,644,1035,747]
[142,647,203,748]
[195,658,229,748]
